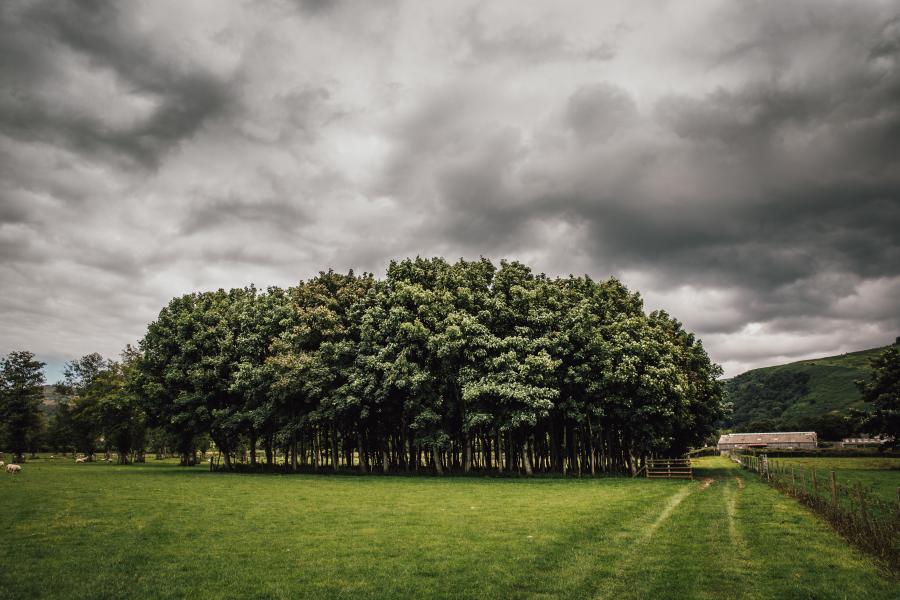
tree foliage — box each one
[129,257,726,474]
[857,346,900,448]
[0,350,46,462]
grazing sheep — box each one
[0,461,4,468]
[75,457,87,464]
[7,464,21,474]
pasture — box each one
[768,456,900,504]
[0,456,897,599]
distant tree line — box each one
[5,257,730,474]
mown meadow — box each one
[769,456,900,504]
[1,456,897,599]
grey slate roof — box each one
[717,431,817,445]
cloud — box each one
[0,2,232,169]
[1,0,898,381]
[566,83,637,142]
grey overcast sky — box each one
[2,0,899,381]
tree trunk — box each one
[463,433,472,473]
[332,427,339,472]
[522,436,534,476]
[587,419,596,476]
[432,447,443,475]
[358,432,367,473]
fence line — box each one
[731,452,899,571]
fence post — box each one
[791,467,795,492]
[857,483,867,525]
[812,466,817,499]
[830,471,837,506]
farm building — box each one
[717,431,817,453]
[836,436,893,448]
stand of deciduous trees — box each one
[132,257,726,475]
[2,257,731,474]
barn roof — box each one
[717,431,817,445]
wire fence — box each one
[731,453,900,571]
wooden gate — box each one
[645,458,693,479]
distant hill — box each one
[724,344,895,435]
[39,384,66,416]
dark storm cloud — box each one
[566,83,637,142]
[0,1,230,169]
[179,193,308,236]
[1,0,899,379]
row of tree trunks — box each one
[211,421,657,476]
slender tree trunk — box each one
[587,419,596,475]
[432,447,443,474]
[331,427,339,472]
[522,436,534,476]
[551,419,560,473]
[358,431,367,473]
[464,433,472,473]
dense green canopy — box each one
[132,257,726,474]
[856,346,900,448]
[0,350,45,462]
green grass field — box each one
[1,456,897,599]
[768,456,900,505]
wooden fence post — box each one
[791,467,795,492]
[812,466,817,499]
[830,471,837,506]
[857,483,867,525]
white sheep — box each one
[6,464,21,474]
[75,457,87,464]
[0,461,5,468]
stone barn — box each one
[717,431,817,454]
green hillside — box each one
[39,384,66,416]
[724,344,895,435]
